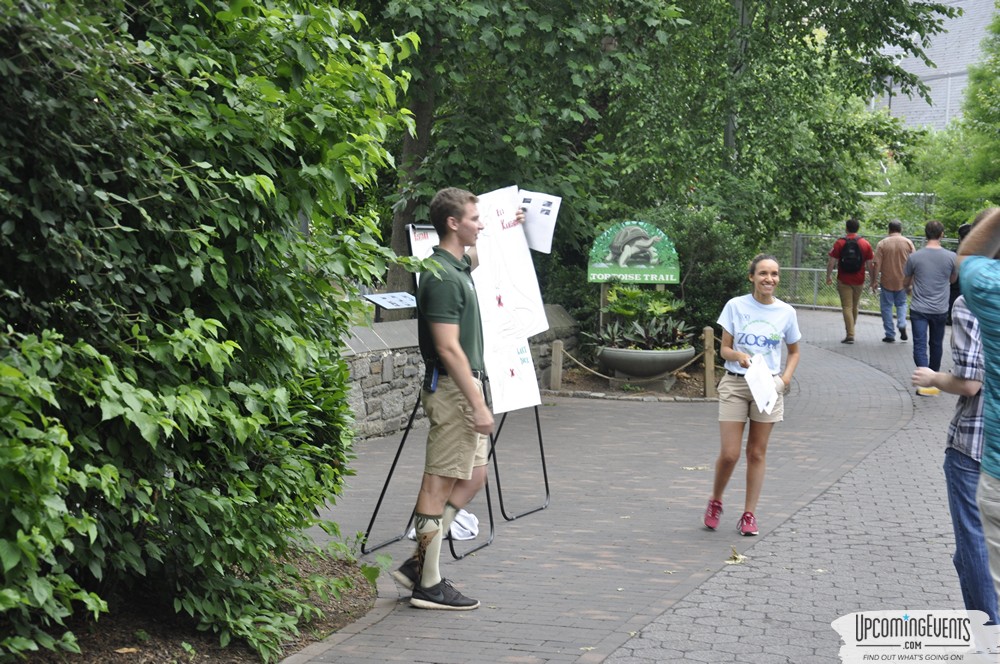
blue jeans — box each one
[879,288,908,339]
[946,449,999,624]
[910,309,947,370]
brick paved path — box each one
[285,308,966,664]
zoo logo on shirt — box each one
[736,318,781,351]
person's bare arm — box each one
[429,321,493,434]
[958,208,1000,265]
[825,256,837,285]
[720,330,750,369]
[911,368,981,397]
[780,342,800,389]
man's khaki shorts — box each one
[717,373,785,423]
[421,376,489,480]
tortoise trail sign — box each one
[587,221,680,284]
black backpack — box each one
[838,236,864,274]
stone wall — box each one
[342,304,580,440]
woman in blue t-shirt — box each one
[703,254,802,536]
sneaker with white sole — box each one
[738,511,758,536]
[391,557,420,590]
[410,579,479,610]
[704,499,723,530]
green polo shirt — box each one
[417,247,485,373]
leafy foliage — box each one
[353,0,956,329]
[604,1,946,235]
[0,1,411,660]
[583,285,692,351]
[353,0,687,293]
[869,7,1000,230]
[630,205,756,338]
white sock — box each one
[415,512,443,588]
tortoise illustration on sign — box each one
[588,221,680,284]
[606,225,660,266]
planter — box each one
[598,345,696,379]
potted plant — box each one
[582,285,696,379]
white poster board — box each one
[407,224,438,287]
[406,185,553,414]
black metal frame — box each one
[490,406,550,521]
[360,399,549,559]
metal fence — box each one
[765,231,963,315]
[777,267,880,314]
[767,232,959,271]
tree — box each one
[1,1,411,659]
[863,3,1000,232]
[352,0,686,299]
[352,1,956,327]
[603,0,955,236]
[908,4,1000,225]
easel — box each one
[361,395,550,560]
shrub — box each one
[633,205,756,343]
[581,285,693,350]
[0,1,413,660]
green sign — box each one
[587,221,680,283]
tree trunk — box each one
[725,0,753,168]
[381,85,437,319]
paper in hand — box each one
[517,190,561,254]
[744,354,779,415]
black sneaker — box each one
[391,557,420,590]
[900,327,908,341]
[410,579,480,610]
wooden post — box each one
[550,340,564,390]
[703,326,717,398]
[599,283,609,331]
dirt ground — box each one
[32,556,375,664]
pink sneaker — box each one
[738,511,758,536]
[704,499,723,530]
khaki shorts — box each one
[421,376,489,480]
[717,373,785,423]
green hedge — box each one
[0,1,413,660]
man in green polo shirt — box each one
[391,187,495,610]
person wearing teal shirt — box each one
[957,207,1000,613]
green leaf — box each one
[210,263,229,289]
[100,399,126,421]
[124,411,159,446]
[0,540,22,573]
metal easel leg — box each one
[491,405,550,521]
[447,467,496,560]
[361,399,421,555]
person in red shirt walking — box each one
[826,217,875,344]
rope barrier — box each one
[558,328,725,385]
[560,346,709,381]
